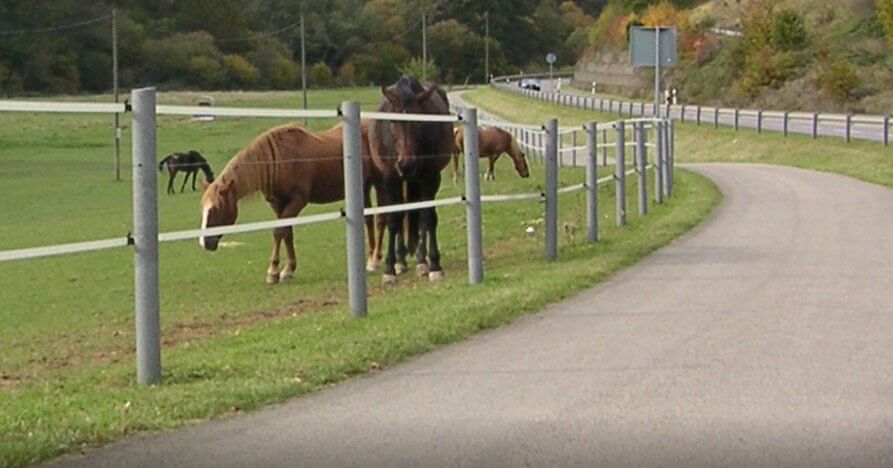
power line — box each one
[0,14,111,37]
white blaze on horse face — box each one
[199,203,210,248]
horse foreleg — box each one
[382,212,400,284]
[415,207,430,277]
[427,206,443,282]
[395,215,410,275]
[167,173,175,195]
[180,172,190,193]
[191,171,198,191]
[486,155,497,181]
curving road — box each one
[51,165,893,467]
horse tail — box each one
[158,155,172,172]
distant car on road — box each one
[519,77,541,91]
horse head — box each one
[199,177,237,251]
[380,80,437,178]
[508,137,530,178]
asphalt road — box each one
[49,163,893,468]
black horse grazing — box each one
[158,150,214,195]
[368,75,456,283]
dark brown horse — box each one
[452,126,530,182]
[158,150,214,194]
[200,122,378,284]
[367,75,456,283]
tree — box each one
[875,0,893,44]
[426,20,487,83]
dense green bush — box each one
[310,62,333,87]
[818,59,861,102]
[223,54,260,88]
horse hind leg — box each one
[277,198,308,282]
[267,229,283,284]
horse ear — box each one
[381,86,399,104]
[416,86,436,103]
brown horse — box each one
[199,121,378,284]
[451,126,530,182]
[367,75,455,283]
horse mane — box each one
[213,123,322,199]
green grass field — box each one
[0,87,720,466]
[467,87,893,188]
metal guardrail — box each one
[491,76,891,145]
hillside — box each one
[575,0,893,113]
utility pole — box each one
[112,6,120,181]
[484,11,489,83]
[301,14,307,126]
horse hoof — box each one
[382,274,398,285]
[416,263,430,277]
[366,258,380,272]
[395,262,408,275]
[279,270,294,282]
[266,274,280,285]
[428,270,445,282]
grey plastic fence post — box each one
[628,102,634,118]
[846,113,852,143]
[131,87,160,385]
[812,112,819,139]
[614,121,626,226]
[655,121,664,204]
[783,111,789,137]
[884,115,890,146]
[601,128,608,166]
[463,108,484,285]
[544,118,559,260]
[757,110,763,133]
[572,130,577,166]
[600,99,604,112]
[640,102,645,116]
[636,122,648,215]
[665,103,670,119]
[696,106,701,126]
[667,120,675,198]
[586,121,598,243]
[734,108,740,131]
[681,104,686,123]
[713,108,719,129]
[341,101,367,318]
